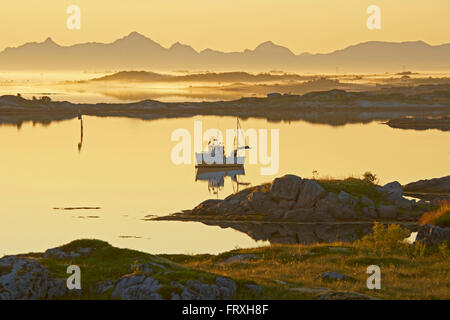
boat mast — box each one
[236,118,239,150]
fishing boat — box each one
[195,118,250,168]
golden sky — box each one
[1,0,449,53]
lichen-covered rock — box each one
[215,276,237,299]
[317,291,377,300]
[270,174,303,201]
[404,176,450,194]
[182,276,237,300]
[247,191,278,213]
[192,199,223,215]
[378,181,404,201]
[360,196,375,207]
[337,191,358,208]
[283,208,314,221]
[43,247,92,260]
[415,224,450,246]
[295,180,326,208]
[316,271,351,281]
[361,206,378,219]
[186,175,420,223]
[111,275,163,300]
[223,254,258,264]
[314,192,339,212]
[283,208,333,222]
[377,205,397,219]
[0,256,66,300]
[96,280,115,295]
[245,284,263,296]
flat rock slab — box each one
[317,291,378,300]
[223,254,259,264]
[289,287,331,295]
[316,271,352,281]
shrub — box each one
[355,222,410,256]
[40,96,52,103]
[318,177,382,202]
[418,200,450,227]
[362,171,378,184]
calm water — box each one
[0,116,449,255]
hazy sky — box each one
[1,0,449,53]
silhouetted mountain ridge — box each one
[1,32,449,72]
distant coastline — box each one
[1,85,449,129]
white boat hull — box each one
[195,152,245,167]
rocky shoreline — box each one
[404,175,450,201]
[156,175,434,224]
[386,116,450,131]
[1,87,450,127]
[1,174,448,300]
[1,224,448,300]
[0,240,246,300]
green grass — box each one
[162,224,450,300]
[318,178,383,203]
[37,239,222,299]
[0,265,12,277]
[9,225,450,300]
[435,210,450,228]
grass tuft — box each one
[419,200,450,227]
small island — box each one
[155,174,436,224]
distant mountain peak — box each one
[42,37,59,46]
[125,31,147,40]
[254,41,294,56]
[115,32,154,44]
[0,34,448,73]
[255,41,276,50]
[170,42,198,55]
[170,41,191,49]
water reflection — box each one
[195,167,250,197]
[0,115,448,255]
[78,112,84,153]
[199,221,418,245]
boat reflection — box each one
[77,109,84,153]
[195,166,250,196]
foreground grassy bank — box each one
[161,223,449,300]
[1,223,445,300]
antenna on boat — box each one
[236,118,239,151]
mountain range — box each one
[1,32,449,73]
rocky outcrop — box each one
[289,286,377,300]
[270,175,303,201]
[415,224,450,246]
[111,274,163,300]
[0,241,243,300]
[181,277,237,300]
[317,291,378,300]
[386,116,450,132]
[223,254,258,264]
[316,272,352,281]
[404,176,450,196]
[0,256,66,300]
[43,247,93,260]
[186,175,423,223]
